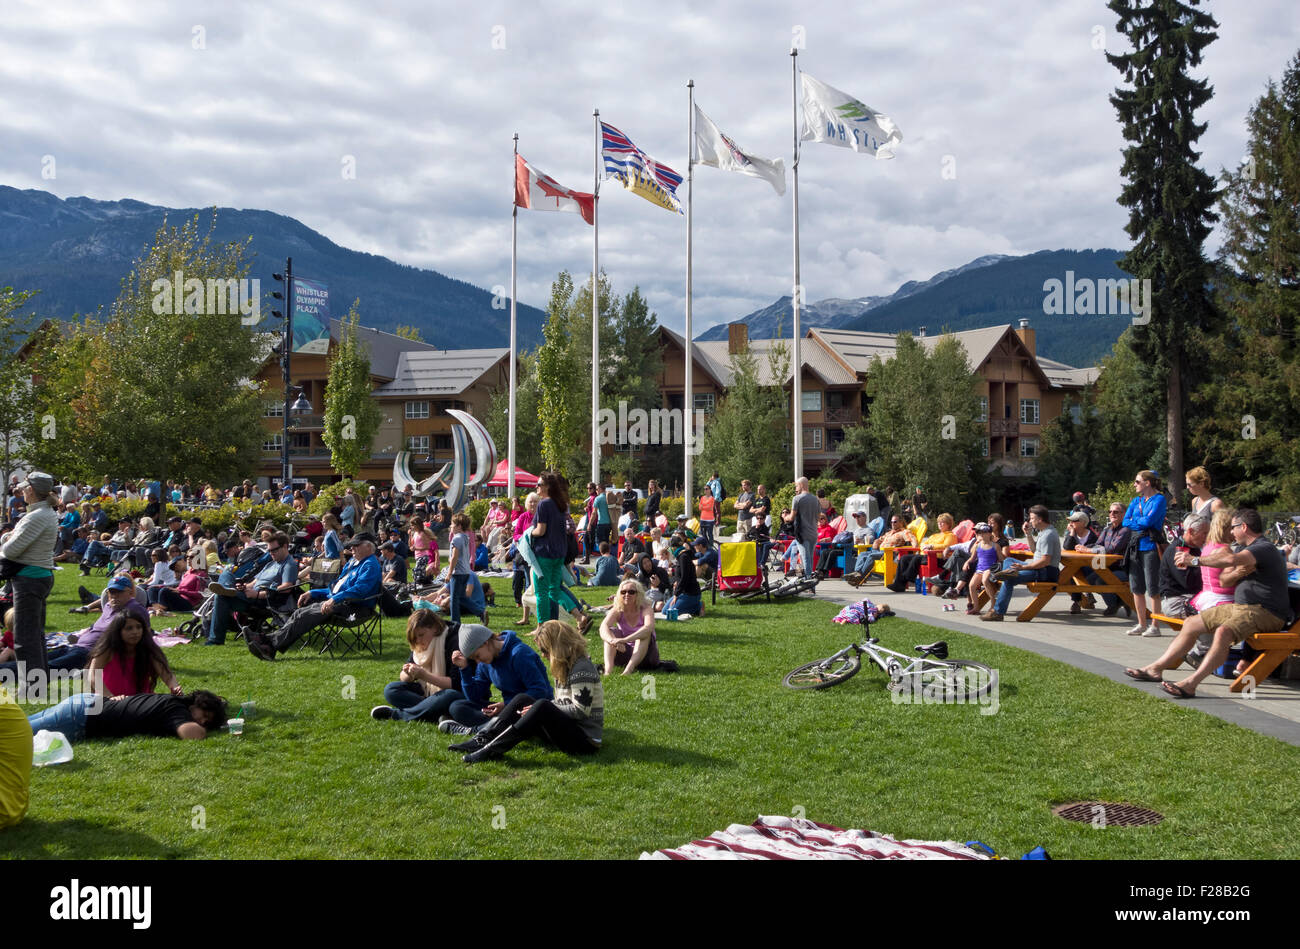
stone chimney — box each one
[1016,317,1035,356]
[728,322,749,354]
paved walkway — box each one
[811,575,1300,747]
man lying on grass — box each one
[24,690,228,741]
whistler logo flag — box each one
[799,73,903,159]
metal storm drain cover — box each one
[1052,801,1164,827]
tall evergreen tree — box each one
[1192,50,1300,505]
[1107,0,1220,502]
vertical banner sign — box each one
[293,277,331,353]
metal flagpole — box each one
[508,133,518,499]
[684,80,694,519]
[790,49,804,483]
[592,109,601,487]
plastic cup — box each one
[228,718,245,736]
[240,701,255,719]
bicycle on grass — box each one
[783,605,998,700]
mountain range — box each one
[697,249,1135,366]
[2,186,1132,367]
[0,185,547,349]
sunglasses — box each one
[619,589,637,596]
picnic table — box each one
[974,550,1134,620]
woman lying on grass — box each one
[87,611,183,698]
[370,609,466,723]
[449,620,602,764]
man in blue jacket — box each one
[440,624,553,739]
[246,533,381,660]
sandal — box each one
[1161,681,1195,699]
[1124,668,1162,683]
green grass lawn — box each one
[6,566,1300,859]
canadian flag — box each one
[515,154,594,225]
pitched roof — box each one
[809,325,1095,390]
[659,327,858,387]
[371,348,509,398]
[328,320,440,380]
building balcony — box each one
[824,405,861,425]
[989,419,1020,438]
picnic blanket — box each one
[641,815,990,860]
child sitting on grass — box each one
[588,542,620,586]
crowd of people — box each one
[2,461,1297,833]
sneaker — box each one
[1141,625,1161,638]
[448,733,489,753]
[1124,624,1145,636]
[980,611,1004,622]
[1083,594,1097,610]
[437,719,474,736]
[1102,603,1120,617]
[77,585,98,605]
[1070,601,1082,614]
[370,705,395,720]
[78,565,90,576]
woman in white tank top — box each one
[1185,466,1223,517]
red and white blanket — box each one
[641,815,989,860]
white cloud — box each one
[1,0,1296,335]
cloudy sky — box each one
[2,0,1296,334]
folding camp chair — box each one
[302,598,383,659]
[711,541,770,604]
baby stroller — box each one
[712,541,771,603]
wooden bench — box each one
[1149,613,1300,694]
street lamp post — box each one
[271,259,310,491]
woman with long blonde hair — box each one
[451,620,603,763]
[599,579,676,675]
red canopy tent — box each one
[486,459,539,488]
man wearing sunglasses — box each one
[1126,509,1291,698]
[205,531,299,645]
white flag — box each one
[800,73,902,159]
[694,104,786,195]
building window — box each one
[262,434,282,452]
[692,392,715,414]
[290,433,310,450]
[264,401,284,418]
[801,390,822,412]
[803,427,822,451]
[405,401,430,419]
[1019,399,1040,425]
[1020,437,1040,458]
[982,438,990,458]
[977,396,988,422]
[1069,403,1083,424]
[407,435,430,453]
[434,434,453,452]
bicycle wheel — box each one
[891,659,997,701]
[783,654,862,690]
